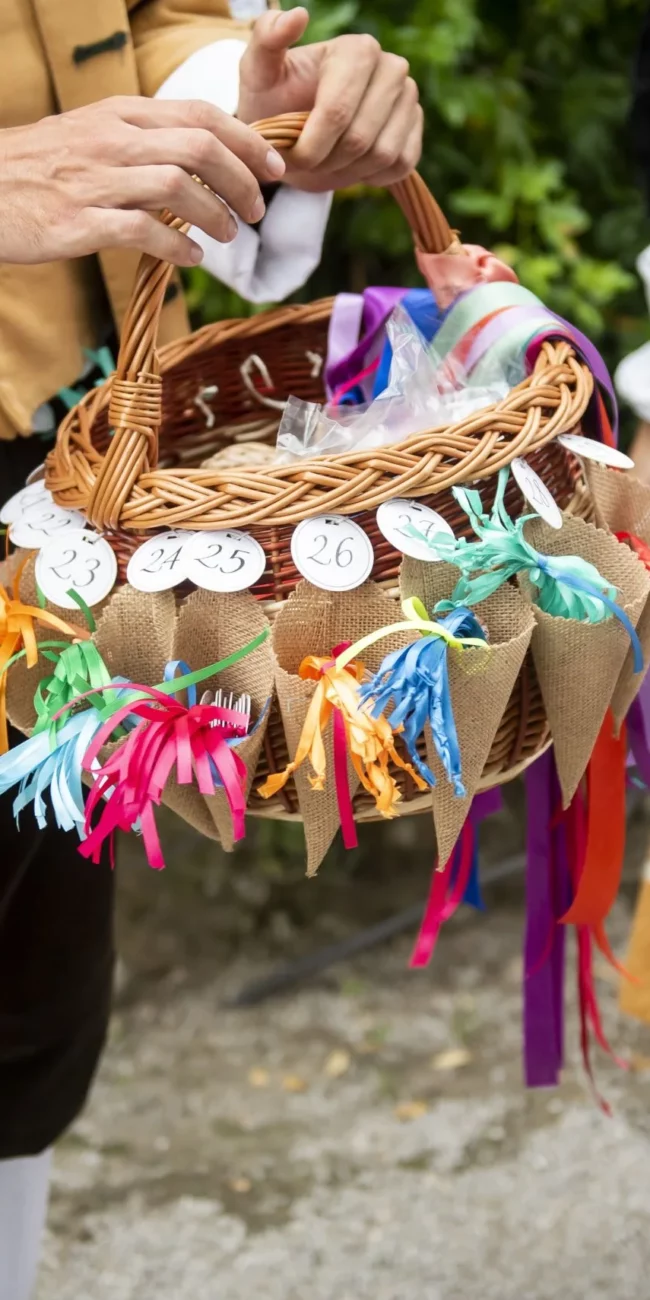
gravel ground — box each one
[36,800,650,1300]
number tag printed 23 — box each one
[35,530,118,609]
[291,515,374,592]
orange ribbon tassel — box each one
[0,561,90,753]
[259,653,427,818]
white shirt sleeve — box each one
[154,38,333,304]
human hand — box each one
[237,7,422,193]
[0,96,286,266]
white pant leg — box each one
[0,1150,52,1300]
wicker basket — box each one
[45,113,596,822]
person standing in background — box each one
[0,4,422,1297]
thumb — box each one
[241,7,310,90]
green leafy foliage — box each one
[189,0,650,371]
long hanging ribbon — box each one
[408,789,499,970]
[523,750,568,1088]
[562,711,628,977]
[562,784,627,1112]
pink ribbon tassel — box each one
[79,688,248,870]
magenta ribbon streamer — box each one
[409,787,503,969]
[332,707,358,850]
[523,750,569,1088]
[324,286,406,398]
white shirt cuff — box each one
[155,39,332,304]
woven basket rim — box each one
[48,325,593,533]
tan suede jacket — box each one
[0,0,251,440]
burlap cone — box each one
[173,588,273,850]
[401,559,534,865]
[5,552,99,737]
[94,585,219,841]
[584,463,650,727]
[270,580,410,875]
[522,515,650,806]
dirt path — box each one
[37,803,650,1300]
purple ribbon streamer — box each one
[627,690,650,789]
[524,750,567,1087]
[324,286,406,398]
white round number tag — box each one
[1,482,52,526]
[557,433,634,470]
[376,498,454,562]
[127,531,194,593]
[35,530,117,609]
[182,529,266,593]
[291,514,374,592]
[10,502,88,549]
[511,458,563,530]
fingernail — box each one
[266,149,286,178]
[251,194,266,223]
[190,243,204,264]
[226,216,239,242]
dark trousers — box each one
[0,439,114,1158]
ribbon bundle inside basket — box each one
[4,111,650,1102]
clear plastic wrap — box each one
[276,306,510,463]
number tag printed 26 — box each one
[181,529,266,593]
[127,531,195,593]
[291,515,374,592]
[35,530,118,609]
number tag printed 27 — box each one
[35,530,118,609]
[376,498,454,562]
[181,529,267,593]
[291,515,374,592]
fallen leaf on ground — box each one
[629,1053,650,1073]
[248,1068,270,1089]
[324,1050,351,1079]
[432,1047,472,1072]
[395,1100,428,1122]
[228,1177,252,1195]
[282,1074,308,1093]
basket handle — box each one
[87,112,458,530]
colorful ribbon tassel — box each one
[0,560,89,752]
[355,600,489,794]
[78,648,266,869]
[258,645,426,831]
[412,468,643,668]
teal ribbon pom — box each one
[410,468,643,672]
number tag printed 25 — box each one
[35,530,118,609]
[181,529,267,593]
[291,515,374,592]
